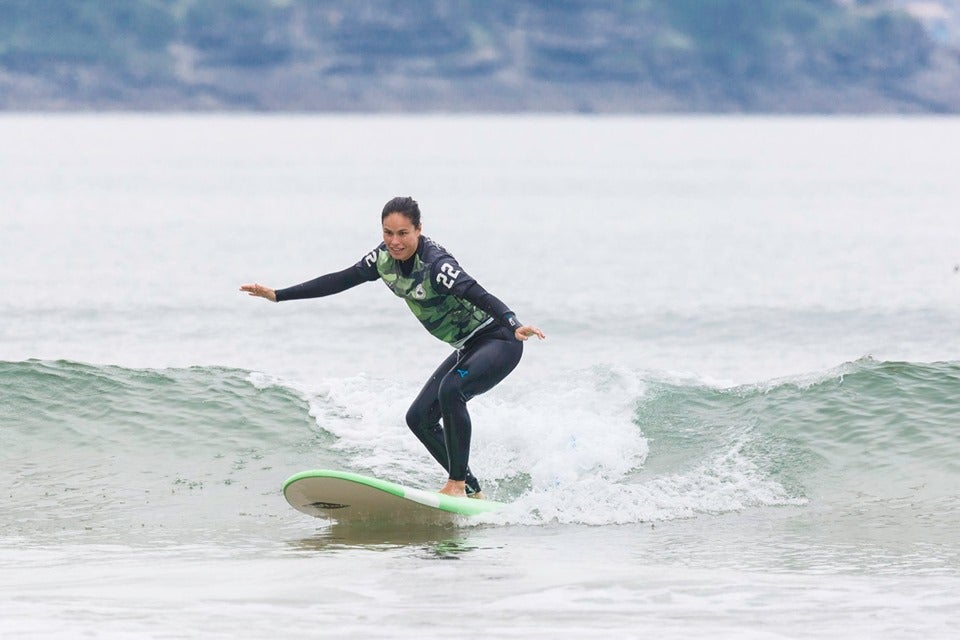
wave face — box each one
[633,359,960,538]
[2,358,958,542]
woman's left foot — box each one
[438,479,467,497]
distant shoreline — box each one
[2,0,959,114]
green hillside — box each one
[1,0,956,112]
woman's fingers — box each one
[240,283,275,301]
[516,325,546,341]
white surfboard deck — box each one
[283,469,505,522]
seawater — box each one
[2,115,959,638]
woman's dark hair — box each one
[381,196,421,228]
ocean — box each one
[2,114,959,638]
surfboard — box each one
[283,469,506,522]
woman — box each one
[241,196,545,498]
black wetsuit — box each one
[275,237,524,494]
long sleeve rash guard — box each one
[275,237,521,347]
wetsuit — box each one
[275,236,524,494]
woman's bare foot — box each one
[439,479,467,497]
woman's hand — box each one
[240,283,277,302]
[515,325,546,341]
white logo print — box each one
[412,284,426,300]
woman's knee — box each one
[406,402,430,433]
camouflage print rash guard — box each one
[274,236,522,348]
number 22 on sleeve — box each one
[435,263,461,289]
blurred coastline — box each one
[2,0,960,113]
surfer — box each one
[241,196,545,499]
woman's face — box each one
[382,212,421,261]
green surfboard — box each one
[283,469,506,522]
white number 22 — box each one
[436,263,461,289]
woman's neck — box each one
[398,242,418,275]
